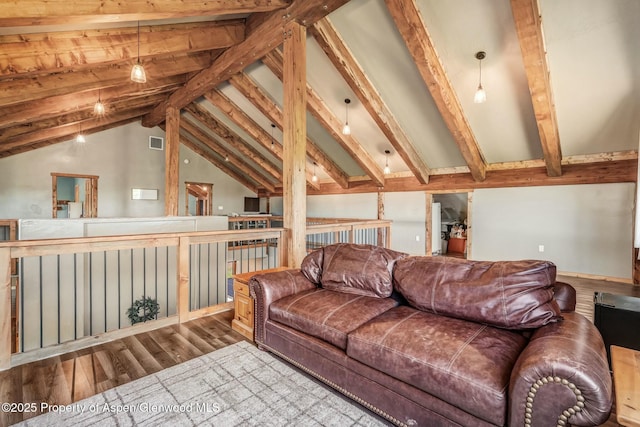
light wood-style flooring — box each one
[1,276,639,426]
[0,311,245,426]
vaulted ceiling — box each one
[0,0,637,195]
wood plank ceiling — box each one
[0,0,637,195]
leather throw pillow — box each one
[308,243,407,298]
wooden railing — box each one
[0,218,391,370]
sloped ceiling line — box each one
[180,118,276,193]
[510,0,562,177]
[262,49,386,187]
[0,82,183,131]
[384,0,487,182]
[142,0,352,127]
[177,132,260,194]
[183,103,282,182]
[227,72,346,189]
[311,17,431,185]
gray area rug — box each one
[17,341,388,426]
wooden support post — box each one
[165,106,180,216]
[1,248,11,370]
[377,192,385,246]
[177,236,190,323]
[466,192,473,259]
[425,192,433,255]
[282,21,307,268]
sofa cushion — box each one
[347,305,528,426]
[394,256,562,330]
[316,243,407,298]
[269,288,398,350]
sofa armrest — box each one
[509,312,612,426]
[249,269,317,345]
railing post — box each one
[348,226,354,244]
[1,248,11,370]
[177,236,190,323]
[385,225,391,248]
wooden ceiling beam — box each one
[300,159,637,196]
[0,117,140,159]
[228,73,345,190]
[384,0,487,182]
[0,0,290,27]
[0,52,214,107]
[180,119,276,193]
[0,105,154,153]
[262,49,385,187]
[511,0,562,177]
[311,18,431,184]
[205,89,283,158]
[0,21,242,78]
[141,0,352,128]
[184,103,282,182]
[0,77,184,130]
[177,133,260,194]
[0,93,167,141]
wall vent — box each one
[149,136,164,150]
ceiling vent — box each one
[149,136,164,150]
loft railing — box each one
[0,218,391,370]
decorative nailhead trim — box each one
[524,375,583,427]
[264,344,408,427]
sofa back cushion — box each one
[301,243,407,298]
[394,256,562,330]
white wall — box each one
[471,183,634,280]
[0,122,257,219]
[275,184,634,279]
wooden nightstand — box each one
[231,267,289,341]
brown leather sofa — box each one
[249,244,612,427]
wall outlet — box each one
[218,205,224,211]
[538,245,544,252]
[415,235,420,242]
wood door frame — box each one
[185,182,213,216]
[426,190,473,257]
[51,172,99,218]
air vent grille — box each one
[149,136,164,150]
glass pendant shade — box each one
[76,133,86,143]
[131,63,147,83]
[130,22,146,83]
[93,100,105,116]
[474,85,486,104]
[342,123,351,135]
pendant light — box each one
[383,150,391,175]
[312,162,318,182]
[342,98,351,135]
[76,125,86,143]
[130,21,147,83]
[474,51,486,104]
[93,89,105,116]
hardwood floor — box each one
[0,310,245,426]
[1,276,638,426]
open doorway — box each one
[185,182,213,216]
[51,173,98,218]
[426,191,472,258]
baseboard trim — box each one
[557,271,634,285]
